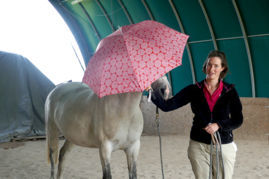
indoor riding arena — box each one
[1,0,268,178]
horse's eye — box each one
[160,88,165,96]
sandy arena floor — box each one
[1,135,269,179]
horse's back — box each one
[47,82,93,104]
[45,81,144,148]
[45,82,99,144]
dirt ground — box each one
[1,135,269,179]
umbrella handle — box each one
[147,89,153,102]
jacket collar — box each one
[196,80,234,94]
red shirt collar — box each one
[203,80,223,112]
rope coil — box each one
[209,132,225,179]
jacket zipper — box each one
[198,81,231,125]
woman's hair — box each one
[202,50,229,79]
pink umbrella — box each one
[82,20,189,98]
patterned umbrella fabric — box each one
[82,20,189,98]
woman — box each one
[150,50,243,179]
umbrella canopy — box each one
[82,20,189,98]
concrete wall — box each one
[141,96,269,140]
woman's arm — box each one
[151,84,193,112]
[217,89,243,131]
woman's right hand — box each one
[204,123,220,135]
[145,86,152,91]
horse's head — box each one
[151,76,172,100]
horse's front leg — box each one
[125,140,140,179]
[99,141,113,179]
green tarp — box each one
[0,51,55,142]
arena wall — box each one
[141,97,269,140]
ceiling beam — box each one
[169,0,196,84]
[198,0,218,50]
[188,34,269,44]
[96,0,115,31]
[78,2,101,41]
[141,0,173,94]
[51,0,94,64]
[117,0,134,24]
[141,0,154,20]
[232,0,256,97]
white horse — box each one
[45,76,171,179]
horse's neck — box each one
[102,92,142,111]
[120,92,143,109]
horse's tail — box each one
[45,98,59,165]
[46,119,59,165]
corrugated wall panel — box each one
[145,0,193,94]
[189,42,214,82]
[218,39,252,97]
[203,0,242,38]
[173,0,211,41]
[50,1,96,64]
[99,0,130,28]
[249,36,269,97]
[67,3,99,51]
[144,0,180,30]
[121,0,150,23]
[170,50,193,95]
[50,0,269,97]
[236,0,269,35]
[82,1,113,38]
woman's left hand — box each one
[204,123,219,135]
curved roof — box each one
[49,0,269,97]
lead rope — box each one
[148,89,165,179]
[155,107,165,179]
[209,131,225,179]
[217,132,225,178]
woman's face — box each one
[205,57,224,80]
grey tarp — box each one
[0,51,55,142]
